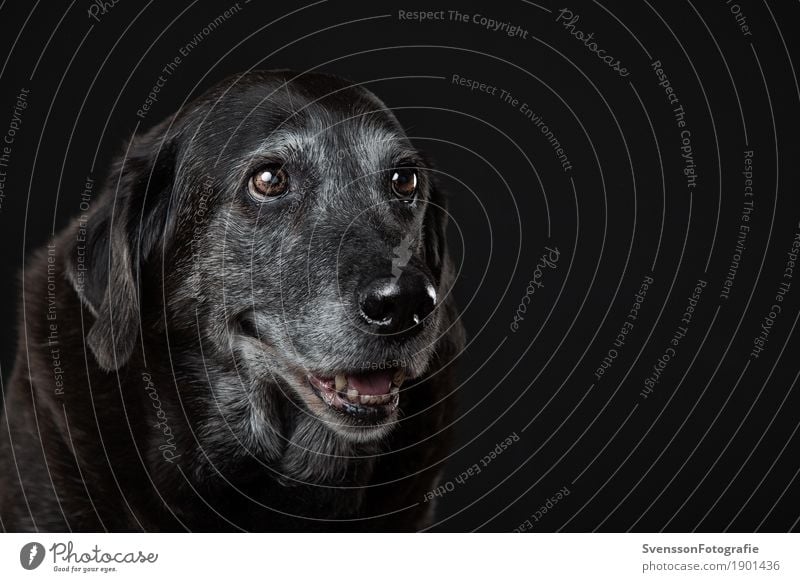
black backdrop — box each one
[1,0,799,531]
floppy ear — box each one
[67,120,177,371]
[422,165,449,285]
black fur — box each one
[0,70,463,532]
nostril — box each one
[359,284,397,327]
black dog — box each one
[0,70,463,531]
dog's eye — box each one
[249,166,289,200]
[390,168,417,200]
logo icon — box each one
[391,234,415,280]
[20,542,45,570]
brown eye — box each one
[249,166,289,200]
[391,168,417,199]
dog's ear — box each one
[422,163,449,284]
[67,120,178,371]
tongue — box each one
[347,370,393,395]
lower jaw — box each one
[329,399,397,425]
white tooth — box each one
[375,394,391,404]
[391,386,399,396]
[360,394,377,405]
[335,374,347,391]
[393,369,406,386]
[347,388,360,402]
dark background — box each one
[1,0,799,531]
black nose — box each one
[358,272,436,335]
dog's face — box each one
[70,71,451,443]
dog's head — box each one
[68,70,453,442]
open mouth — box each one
[307,368,405,423]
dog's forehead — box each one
[224,103,412,176]
[279,117,408,167]
[249,78,408,148]
[187,74,418,177]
